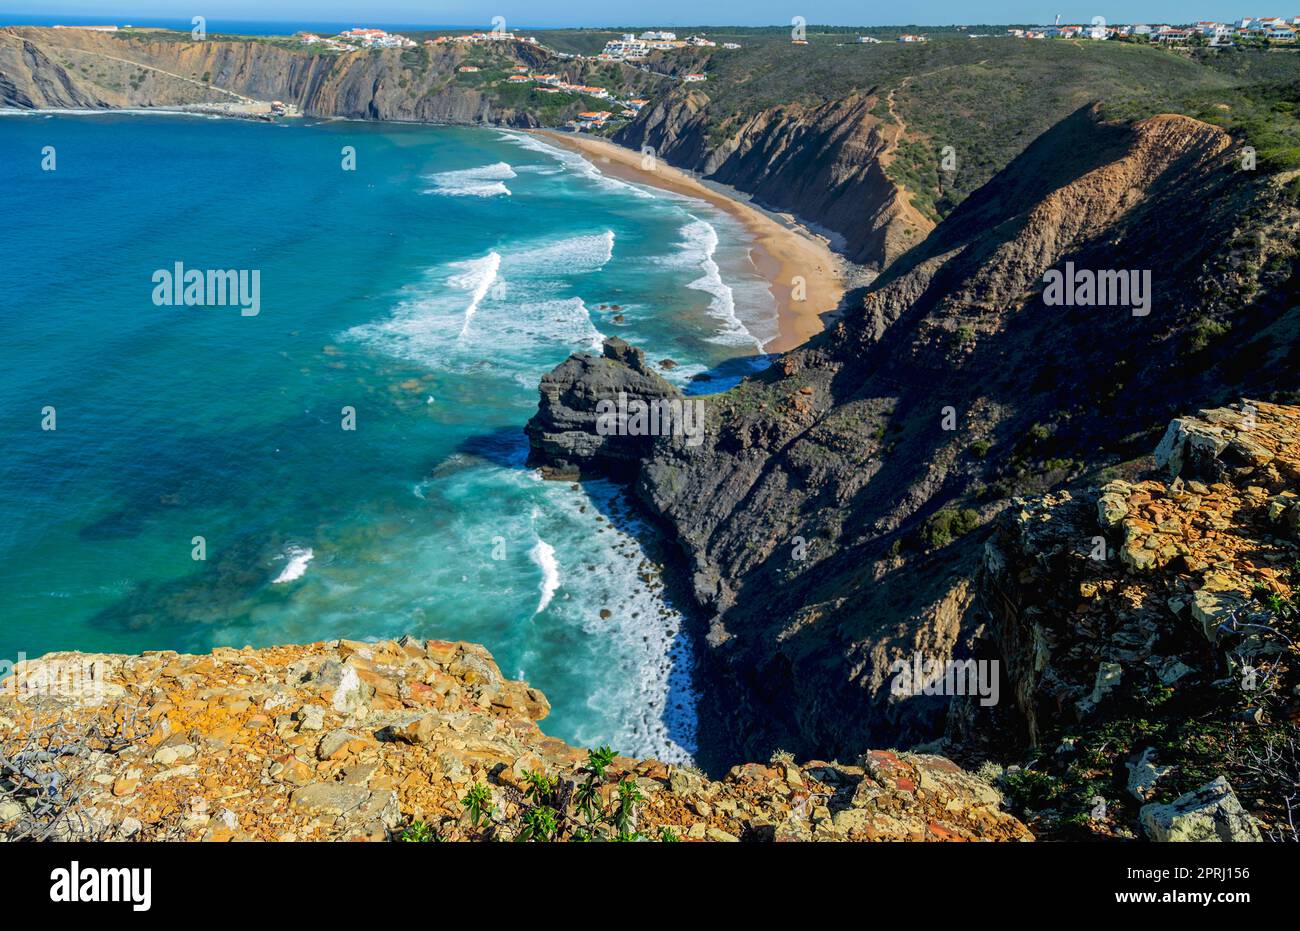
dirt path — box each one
[876,60,989,233]
[25,33,261,105]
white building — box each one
[601,36,649,59]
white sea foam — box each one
[450,252,501,339]
[506,230,615,279]
[529,476,699,763]
[272,545,314,584]
[423,161,516,197]
[345,228,612,372]
[498,131,655,199]
[500,297,604,354]
[530,537,560,613]
[661,218,764,351]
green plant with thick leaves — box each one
[612,777,645,837]
[399,820,441,842]
[519,805,559,842]
[461,782,495,828]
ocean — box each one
[0,112,779,763]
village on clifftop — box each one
[44,16,1300,131]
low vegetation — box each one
[397,746,665,842]
[995,560,1300,841]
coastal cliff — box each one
[0,637,1030,842]
[615,90,933,267]
[528,107,1300,771]
[0,26,661,124]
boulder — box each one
[1139,777,1262,842]
[524,338,684,480]
[289,782,370,816]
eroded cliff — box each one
[945,401,1298,840]
[616,90,933,267]
[528,107,1300,766]
[0,27,660,125]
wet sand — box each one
[534,130,845,353]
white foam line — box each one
[272,545,314,584]
[681,217,765,352]
[530,537,560,614]
[451,251,501,340]
[497,131,656,200]
[424,161,516,197]
[0,107,203,117]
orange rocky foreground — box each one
[0,636,1032,842]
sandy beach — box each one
[534,130,845,353]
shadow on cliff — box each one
[631,105,1297,763]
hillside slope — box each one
[611,37,1280,267]
[528,106,1300,765]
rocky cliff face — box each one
[0,638,1029,842]
[525,338,684,480]
[0,28,230,108]
[946,401,1298,840]
[616,90,932,268]
[0,27,654,126]
[528,107,1300,767]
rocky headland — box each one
[525,106,1299,840]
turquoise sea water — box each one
[0,113,778,762]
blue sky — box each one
[0,2,1269,27]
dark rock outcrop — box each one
[524,338,683,480]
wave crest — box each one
[423,161,516,197]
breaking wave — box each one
[271,545,314,584]
[423,161,516,197]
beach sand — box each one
[534,130,845,353]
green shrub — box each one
[436,745,674,842]
[921,507,981,548]
[460,781,494,827]
[1188,317,1232,352]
